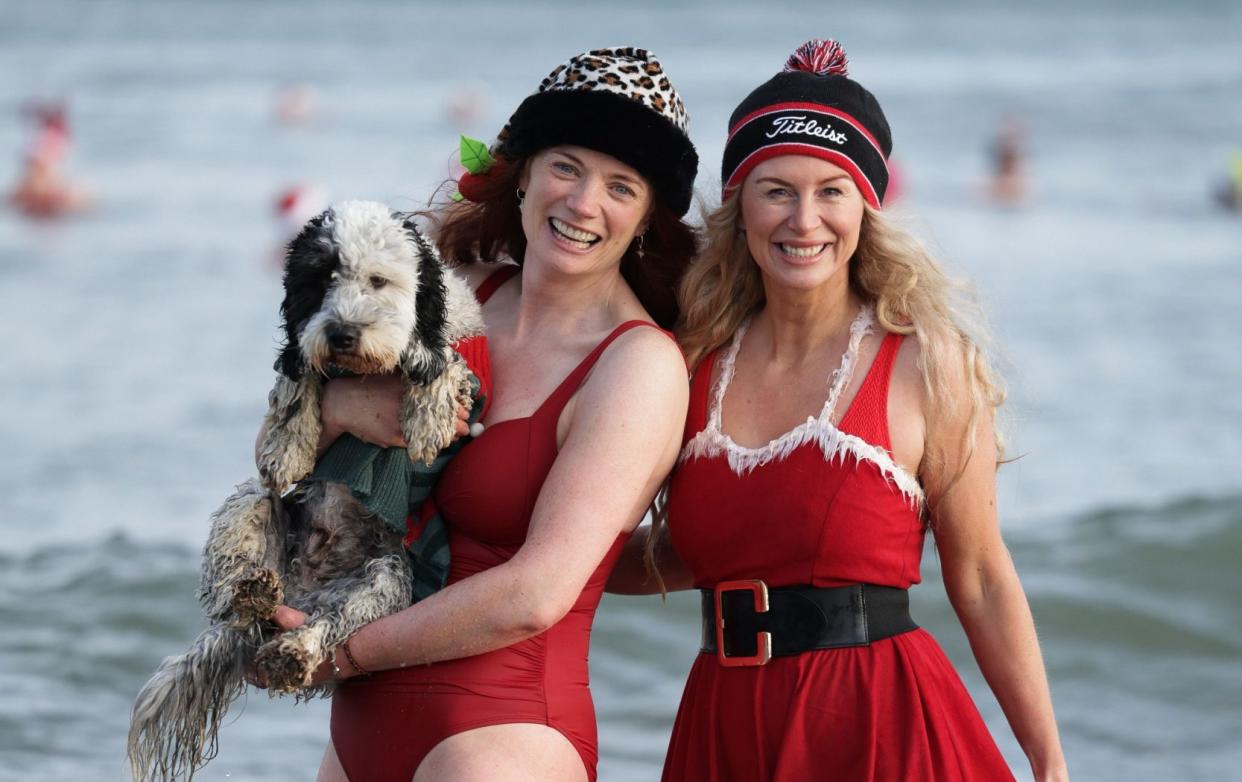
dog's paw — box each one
[254,637,315,693]
[258,377,322,490]
[231,568,284,624]
[406,429,451,466]
[401,397,457,466]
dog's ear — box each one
[401,217,450,384]
[277,209,339,380]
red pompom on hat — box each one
[784,39,849,77]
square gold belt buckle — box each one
[714,579,772,667]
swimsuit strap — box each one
[474,264,521,304]
[838,331,905,450]
[532,320,672,423]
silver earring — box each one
[516,188,525,204]
[636,234,645,259]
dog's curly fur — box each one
[128,201,483,781]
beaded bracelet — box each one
[340,635,370,677]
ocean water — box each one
[2,1,1240,779]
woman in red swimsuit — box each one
[266,48,698,781]
[611,39,1068,781]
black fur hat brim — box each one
[499,90,698,217]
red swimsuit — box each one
[330,267,663,781]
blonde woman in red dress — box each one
[612,39,1068,781]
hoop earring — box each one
[516,188,525,205]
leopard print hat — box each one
[495,47,699,217]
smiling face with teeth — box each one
[739,155,866,295]
[518,146,652,277]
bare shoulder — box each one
[598,324,685,379]
[890,330,925,393]
[554,323,688,490]
[891,329,977,416]
[580,324,687,410]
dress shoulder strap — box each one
[474,264,520,304]
[838,332,904,450]
[684,349,719,444]
[534,320,673,421]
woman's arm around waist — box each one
[605,522,694,595]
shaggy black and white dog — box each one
[127,201,483,781]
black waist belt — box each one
[700,581,918,667]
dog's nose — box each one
[326,325,360,352]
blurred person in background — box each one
[274,82,318,126]
[1212,151,1242,212]
[271,183,328,266]
[8,101,91,218]
[986,113,1028,206]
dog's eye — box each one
[369,276,388,289]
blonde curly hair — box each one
[644,193,1008,584]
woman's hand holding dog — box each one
[244,607,349,688]
[317,373,471,458]
[318,374,406,457]
[255,374,471,466]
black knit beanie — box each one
[495,47,699,217]
[721,40,892,208]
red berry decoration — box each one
[457,171,490,202]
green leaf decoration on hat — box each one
[459,135,495,175]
